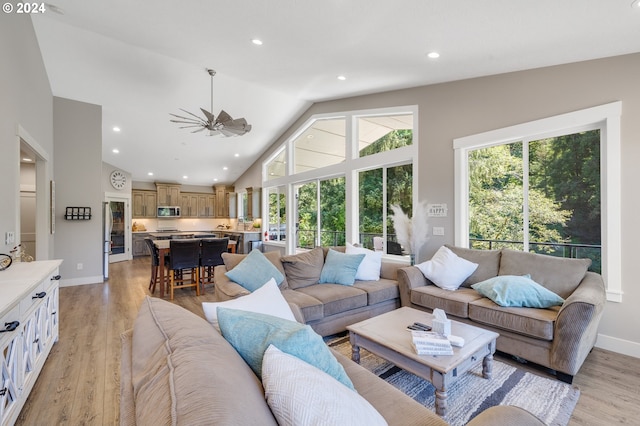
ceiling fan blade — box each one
[200,108,216,123]
[191,127,207,133]
[171,118,202,125]
[216,110,233,124]
[179,108,207,122]
[179,124,205,129]
[219,127,239,137]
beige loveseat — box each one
[398,245,606,383]
[213,247,402,336]
[120,296,544,425]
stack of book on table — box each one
[410,330,454,356]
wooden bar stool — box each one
[168,239,200,300]
[199,238,229,290]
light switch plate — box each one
[5,231,15,245]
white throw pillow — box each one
[262,345,388,426]
[202,278,296,331]
[346,242,382,281]
[416,246,478,290]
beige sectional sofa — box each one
[120,296,545,425]
[397,245,606,383]
[213,246,402,336]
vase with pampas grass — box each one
[389,200,430,265]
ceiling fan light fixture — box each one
[170,69,252,137]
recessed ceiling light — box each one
[147,172,154,176]
[633,0,640,8]
[22,157,32,162]
[213,178,218,182]
[223,166,228,170]
[234,153,239,157]
[112,148,119,154]
[427,52,440,59]
[252,39,263,45]
[113,126,121,132]
[337,75,347,81]
[183,175,189,179]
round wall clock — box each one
[110,170,127,190]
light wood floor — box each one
[15,257,640,425]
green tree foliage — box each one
[469,143,570,252]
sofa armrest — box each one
[288,302,305,323]
[466,406,545,426]
[550,271,606,375]
[396,266,429,307]
[212,265,250,301]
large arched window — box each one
[263,106,418,258]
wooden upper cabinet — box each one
[214,185,234,218]
[132,190,157,218]
[246,187,261,220]
[180,193,199,218]
[197,194,215,217]
[156,183,181,206]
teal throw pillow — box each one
[217,307,354,389]
[225,249,285,292]
[471,274,565,308]
[319,249,365,286]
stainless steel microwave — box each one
[157,206,181,218]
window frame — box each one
[454,102,622,301]
[262,105,418,257]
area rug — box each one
[327,336,580,426]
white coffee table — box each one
[346,307,499,417]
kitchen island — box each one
[133,230,262,255]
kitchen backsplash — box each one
[133,218,242,232]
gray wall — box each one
[234,53,640,357]
[53,97,103,284]
[0,13,54,258]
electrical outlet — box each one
[432,227,445,236]
[77,263,83,270]
[5,231,15,245]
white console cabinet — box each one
[0,260,62,426]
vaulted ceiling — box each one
[31,0,640,186]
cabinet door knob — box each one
[32,291,47,299]
[0,321,20,333]
[51,275,61,280]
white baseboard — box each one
[60,275,104,287]
[595,333,640,359]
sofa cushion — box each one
[222,250,289,289]
[281,247,325,289]
[472,275,565,308]
[445,245,502,287]
[354,278,399,305]
[346,242,383,281]
[319,249,366,286]
[416,246,478,291]
[281,289,325,321]
[131,297,277,425]
[202,278,296,331]
[224,249,285,291]
[296,284,368,316]
[498,249,591,298]
[217,308,354,389]
[262,345,387,426]
[410,286,483,318]
[469,297,560,340]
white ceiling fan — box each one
[170,69,252,137]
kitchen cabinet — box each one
[132,232,151,256]
[180,193,199,218]
[132,190,157,218]
[0,260,62,426]
[246,187,261,220]
[214,185,234,218]
[156,183,181,206]
[197,194,216,217]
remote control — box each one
[413,322,432,331]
